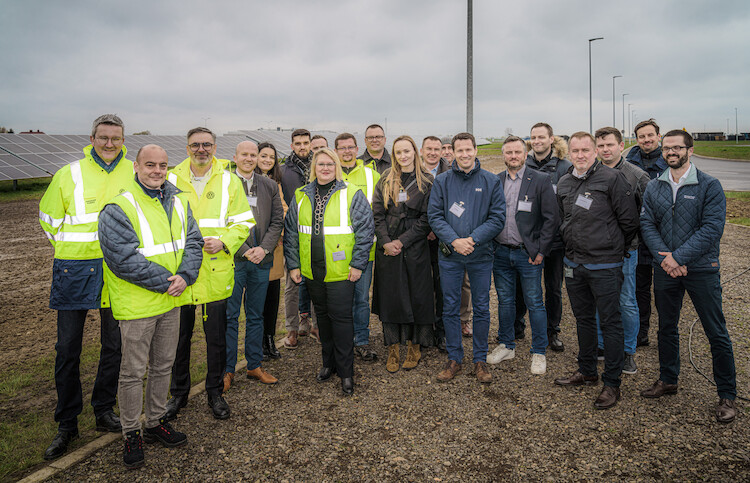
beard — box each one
[666,152,689,169]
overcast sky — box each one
[1,0,748,141]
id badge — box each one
[564,266,574,279]
[398,190,407,202]
[552,184,557,194]
[247,196,258,207]
[518,200,532,212]
[332,250,346,262]
[575,194,592,210]
[449,202,465,218]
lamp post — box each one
[621,93,629,136]
[628,103,633,143]
[202,117,211,127]
[612,75,622,127]
[466,0,473,133]
[736,107,739,144]
[588,37,604,134]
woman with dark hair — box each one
[255,142,287,359]
[372,135,435,373]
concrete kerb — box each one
[16,338,290,482]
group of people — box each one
[38,115,738,470]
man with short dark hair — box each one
[627,119,668,347]
[639,130,737,423]
[39,114,132,460]
[428,132,505,384]
[553,132,638,410]
[361,124,390,174]
[311,135,328,153]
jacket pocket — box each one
[50,259,103,310]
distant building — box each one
[691,132,725,141]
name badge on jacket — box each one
[247,196,258,207]
[398,190,407,202]
[332,250,346,261]
[575,194,592,210]
[450,202,465,217]
[518,199,532,212]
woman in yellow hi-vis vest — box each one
[283,148,374,396]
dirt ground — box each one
[2,166,750,480]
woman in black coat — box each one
[372,135,435,373]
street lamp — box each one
[588,37,604,134]
[612,75,622,127]
[736,107,739,144]
[202,117,211,127]
[621,93,629,135]
[628,103,633,143]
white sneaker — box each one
[530,353,546,375]
[487,344,515,364]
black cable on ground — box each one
[687,265,750,402]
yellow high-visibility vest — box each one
[343,160,379,261]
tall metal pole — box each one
[612,75,622,127]
[628,103,633,142]
[727,118,730,140]
[466,0,473,134]
[736,107,739,144]
[621,93,629,135]
[588,37,604,134]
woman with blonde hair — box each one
[372,135,435,373]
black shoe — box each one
[207,392,231,420]
[261,336,270,361]
[317,366,336,382]
[637,335,650,347]
[597,348,605,361]
[265,334,281,359]
[43,429,79,461]
[144,418,188,447]
[514,317,526,340]
[123,429,144,469]
[354,345,378,362]
[622,353,637,375]
[548,333,564,352]
[95,411,122,432]
[436,337,447,353]
[341,377,354,395]
[164,395,188,421]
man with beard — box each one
[626,119,668,347]
[639,130,736,423]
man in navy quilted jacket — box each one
[639,130,737,423]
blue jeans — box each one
[353,260,373,347]
[493,245,547,354]
[654,269,736,400]
[596,249,639,355]
[439,258,492,363]
[225,259,270,373]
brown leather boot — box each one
[222,372,234,393]
[475,361,492,384]
[283,330,298,349]
[402,341,421,370]
[247,367,278,384]
[437,360,462,382]
[386,344,400,373]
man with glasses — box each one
[164,127,252,421]
[334,133,380,361]
[626,119,668,347]
[39,114,132,460]
[639,130,737,423]
[361,124,390,174]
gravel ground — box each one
[42,223,750,482]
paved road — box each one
[691,155,750,191]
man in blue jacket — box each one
[428,132,505,384]
[639,130,736,423]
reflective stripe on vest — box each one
[198,171,232,228]
[119,192,187,257]
[364,167,373,204]
[297,187,353,235]
[67,161,100,225]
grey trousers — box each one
[118,307,180,434]
[284,268,317,332]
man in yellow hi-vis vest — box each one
[98,145,204,469]
[164,128,253,421]
[39,114,132,461]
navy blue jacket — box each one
[626,145,667,180]
[495,168,559,260]
[428,160,506,262]
[640,165,725,272]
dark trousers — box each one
[428,238,445,340]
[263,279,281,336]
[636,263,653,339]
[55,308,121,431]
[653,269,736,399]
[170,300,227,397]
[306,278,355,379]
[565,265,624,387]
[515,247,564,335]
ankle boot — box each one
[265,334,281,359]
[402,341,421,370]
[261,336,271,361]
[386,344,400,373]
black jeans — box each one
[653,269,736,399]
[428,238,444,340]
[306,278,355,379]
[55,308,121,431]
[170,300,227,397]
[636,263,653,339]
[565,265,624,387]
[263,279,281,336]
[515,247,564,335]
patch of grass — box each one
[0,372,34,398]
[728,217,750,226]
[477,142,503,155]
[0,413,58,479]
[693,141,750,161]
[0,177,50,202]
[725,191,750,199]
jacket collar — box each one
[450,158,482,178]
[657,162,699,186]
[300,179,348,198]
[84,144,126,172]
[172,156,227,183]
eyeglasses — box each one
[317,163,336,168]
[663,146,687,153]
[365,136,384,141]
[336,146,358,151]
[189,142,214,151]
[95,136,123,144]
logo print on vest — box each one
[206,191,215,199]
[119,188,125,194]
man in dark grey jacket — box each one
[98,145,203,468]
[224,141,284,391]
